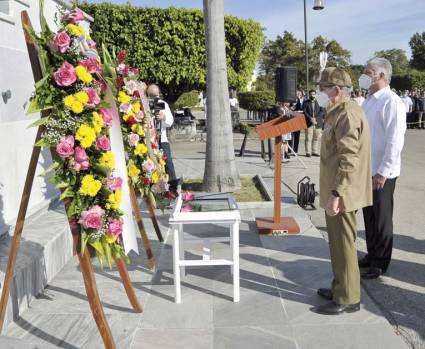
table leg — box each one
[173,226,181,304]
[232,221,240,303]
[178,224,185,277]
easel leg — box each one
[0,127,43,333]
[129,185,156,271]
[144,197,164,242]
[79,249,116,349]
[114,257,143,313]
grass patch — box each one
[181,176,268,202]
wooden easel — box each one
[255,114,307,235]
[0,12,144,349]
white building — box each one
[0,0,92,237]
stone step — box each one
[0,200,73,329]
[0,335,57,348]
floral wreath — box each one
[26,7,127,267]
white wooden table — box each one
[169,193,241,304]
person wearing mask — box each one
[400,90,413,113]
[358,57,407,279]
[147,84,178,194]
[303,90,325,157]
[314,67,372,315]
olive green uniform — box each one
[320,97,372,304]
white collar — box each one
[371,85,390,100]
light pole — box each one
[304,0,324,92]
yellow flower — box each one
[99,151,115,169]
[152,170,161,184]
[63,95,76,108]
[71,101,84,114]
[118,91,131,103]
[132,102,141,113]
[79,175,102,197]
[134,143,148,156]
[137,125,144,136]
[74,91,89,104]
[164,174,169,182]
[66,24,83,36]
[128,162,140,177]
[122,112,135,122]
[75,65,93,84]
[131,124,138,132]
[106,190,122,210]
[92,112,104,134]
[76,124,96,148]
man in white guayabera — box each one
[358,57,407,279]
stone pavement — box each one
[0,131,419,348]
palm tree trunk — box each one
[202,0,241,192]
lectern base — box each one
[256,217,300,235]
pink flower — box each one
[73,146,90,171]
[143,159,155,173]
[134,111,144,122]
[54,61,76,87]
[50,32,71,53]
[79,205,104,230]
[128,133,139,146]
[183,192,194,201]
[119,102,133,114]
[85,88,100,107]
[107,218,123,237]
[94,79,107,92]
[125,80,138,95]
[107,176,123,191]
[80,57,102,74]
[95,136,110,151]
[99,108,113,127]
[62,8,85,24]
[56,135,74,158]
[181,204,192,213]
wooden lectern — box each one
[255,114,307,235]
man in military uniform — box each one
[314,68,373,315]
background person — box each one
[303,89,325,157]
[289,90,304,155]
[417,91,425,129]
[147,84,178,194]
[315,67,372,315]
[358,57,407,279]
[353,90,365,106]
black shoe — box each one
[317,288,332,301]
[358,257,370,268]
[306,153,311,158]
[361,267,383,279]
[313,301,360,315]
[312,153,320,157]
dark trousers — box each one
[362,178,397,272]
[160,142,178,191]
[289,131,300,153]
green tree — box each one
[259,32,351,89]
[409,32,425,71]
[79,3,263,101]
[374,49,409,74]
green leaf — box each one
[80,231,89,254]
[39,161,59,177]
[90,240,105,267]
[148,190,157,209]
[27,116,50,128]
[34,138,50,147]
[59,186,74,201]
[101,237,113,270]
[55,181,69,189]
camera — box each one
[149,97,166,130]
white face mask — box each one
[359,74,372,90]
[315,91,330,108]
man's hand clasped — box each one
[372,174,386,190]
[325,195,346,217]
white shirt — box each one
[229,97,238,108]
[158,99,173,143]
[400,95,413,112]
[362,86,407,178]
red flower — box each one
[151,142,157,149]
[118,51,126,63]
[131,68,140,76]
[167,191,176,199]
[122,65,129,77]
[133,90,140,98]
[126,116,137,127]
[116,76,124,89]
[143,177,151,186]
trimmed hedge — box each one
[174,90,199,109]
[79,3,264,101]
[238,91,275,111]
